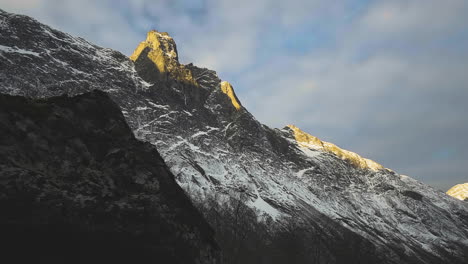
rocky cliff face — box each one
[0,90,219,264]
[130,30,198,86]
[1,8,468,264]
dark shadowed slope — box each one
[0,90,219,264]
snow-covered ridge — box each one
[447,183,468,201]
[286,124,384,171]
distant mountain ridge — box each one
[1,8,467,264]
[286,124,384,171]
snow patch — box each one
[296,167,315,178]
[146,100,170,110]
[140,80,153,88]
[136,106,150,111]
[191,131,209,138]
[0,45,40,57]
[250,188,281,220]
[299,147,322,158]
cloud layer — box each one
[1,0,467,190]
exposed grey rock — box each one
[1,8,467,264]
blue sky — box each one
[2,0,468,191]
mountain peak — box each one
[130,30,197,86]
[447,183,468,201]
[3,11,468,263]
[286,124,384,171]
[220,81,242,110]
[130,30,178,62]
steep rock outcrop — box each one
[448,183,468,201]
[220,81,242,110]
[130,30,197,86]
[286,125,383,171]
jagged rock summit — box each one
[220,81,242,110]
[1,9,468,264]
[130,30,179,62]
[447,183,468,201]
[128,29,243,111]
[130,29,197,86]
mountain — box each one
[448,183,468,201]
[1,8,468,263]
[0,90,219,264]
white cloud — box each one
[361,0,467,36]
[239,0,468,190]
[0,0,43,11]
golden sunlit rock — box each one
[130,30,198,86]
[447,183,468,201]
[287,125,384,171]
[220,81,242,110]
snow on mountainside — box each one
[448,183,468,201]
[1,9,468,264]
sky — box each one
[1,0,467,191]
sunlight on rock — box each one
[287,124,384,171]
[447,183,468,201]
[220,81,242,110]
[130,30,198,86]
